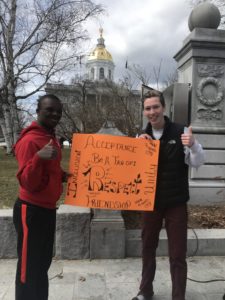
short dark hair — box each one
[37,94,62,112]
[142,90,165,107]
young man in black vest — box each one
[132,90,205,300]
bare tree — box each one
[104,80,142,136]
[124,61,164,91]
[46,77,142,139]
[46,79,106,140]
[0,0,103,153]
[153,59,163,90]
[163,69,178,89]
[127,63,151,87]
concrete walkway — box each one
[1,257,225,300]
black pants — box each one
[140,203,187,300]
[13,199,56,300]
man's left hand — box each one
[181,126,195,148]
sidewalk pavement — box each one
[1,257,225,300]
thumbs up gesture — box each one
[181,126,195,148]
[37,139,58,160]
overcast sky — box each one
[82,0,192,86]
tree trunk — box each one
[8,89,20,143]
[1,104,14,154]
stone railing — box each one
[1,205,225,259]
[0,205,90,259]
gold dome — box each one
[88,28,113,62]
[88,47,113,61]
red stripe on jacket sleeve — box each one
[21,204,28,283]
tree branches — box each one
[0,0,103,152]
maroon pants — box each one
[140,203,187,300]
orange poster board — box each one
[65,134,160,211]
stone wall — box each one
[1,206,225,259]
[0,205,90,259]
[0,210,17,258]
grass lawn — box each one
[0,147,71,209]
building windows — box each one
[99,68,104,80]
[108,69,111,80]
[90,68,95,80]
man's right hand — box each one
[37,139,58,160]
[138,133,152,140]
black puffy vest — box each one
[145,117,189,209]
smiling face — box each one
[37,97,62,130]
[143,96,165,129]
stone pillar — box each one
[173,3,225,204]
[90,209,125,259]
[90,122,126,259]
[55,205,91,259]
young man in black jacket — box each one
[132,90,205,300]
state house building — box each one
[45,29,142,138]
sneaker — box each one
[132,291,154,300]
